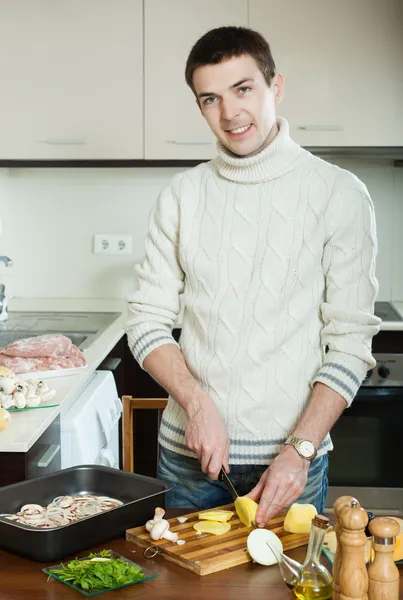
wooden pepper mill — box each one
[368,517,400,600]
[333,496,360,600]
[338,499,369,600]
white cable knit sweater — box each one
[126,117,381,465]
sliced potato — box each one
[235,496,258,528]
[198,510,234,523]
[193,520,231,535]
[247,528,283,566]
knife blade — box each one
[219,467,239,501]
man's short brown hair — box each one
[185,26,276,94]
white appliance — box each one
[61,370,122,469]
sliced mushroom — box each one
[21,504,44,515]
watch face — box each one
[299,440,314,458]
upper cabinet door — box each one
[249,0,403,147]
[0,0,143,160]
[144,0,248,160]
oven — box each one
[325,302,403,515]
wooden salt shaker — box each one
[368,517,399,600]
[333,496,360,600]
[339,499,369,600]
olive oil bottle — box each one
[293,515,333,600]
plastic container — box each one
[0,465,171,562]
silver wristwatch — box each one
[284,436,317,461]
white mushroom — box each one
[26,395,41,408]
[150,519,179,542]
[145,520,155,532]
[13,392,27,409]
[37,380,50,394]
[40,389,56,402]
[0,394,15,409]
[0,376,16,395]
[145,507,166,532]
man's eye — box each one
[239,86,251,94]
[203,97,216,105]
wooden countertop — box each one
[0,509,402,600]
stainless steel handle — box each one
[37,444,60,468]
[36,139,86,145]
[165,140,213,145]
[100,357,121,371]
[297,125,344,131]
[0,256,13,267]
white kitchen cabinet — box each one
[144,0,248,160]
[0,0,143,160]
[249,0,403,147]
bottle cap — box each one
[313,514,330,529]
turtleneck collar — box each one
[214,117,303,184]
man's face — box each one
[192,54,284,157]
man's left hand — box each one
[247,446,310,527]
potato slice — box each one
[198,510,234,522]
[193,520,231,535]
[247,528,283,566]
[235,496,258,528]
[283,503,317,534]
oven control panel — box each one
[361,353,403,387]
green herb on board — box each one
[47,549,145,591]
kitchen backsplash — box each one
[0,159,402,302]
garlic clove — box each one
[177,516,189,523]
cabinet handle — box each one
[36,139,86,145]
[297,125,344,131]
[100,357,122,371]
[165,140,213,145]
[37,444,60,468]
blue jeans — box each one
[158,446,328,512]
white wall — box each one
[0,160,401,301]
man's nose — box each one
[221,97,241,123]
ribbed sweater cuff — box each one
[127,324,179,368]
[312,350,368,407]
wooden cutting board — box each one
[126,503,309,576]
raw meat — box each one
[1,333,72,358]
[0,334,86,374]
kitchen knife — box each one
[219,467,239,501]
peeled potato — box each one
[0,408,10,431]
[235,496,259,528]
[198,510,234,522]
[193,520,231,535]
[284,503,317,534]
[247,528,283,566]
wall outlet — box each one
[93,234,132,255]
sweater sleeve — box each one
[125,178,185,368]
[312,172,381,406]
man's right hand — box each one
[185,392,230,480]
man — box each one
[126,26,381,527]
